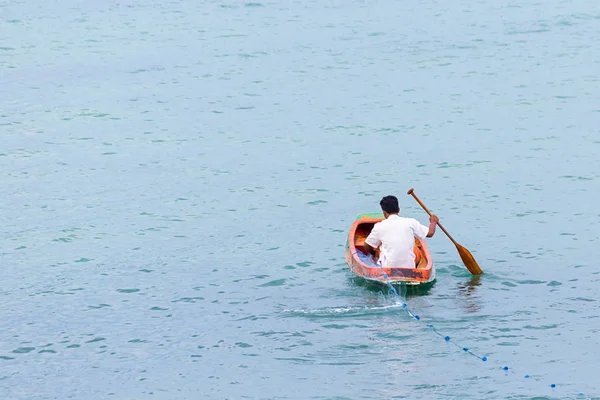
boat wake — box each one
[282,302,407,318]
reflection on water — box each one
[456,275,483,313]
[350,275,436,298]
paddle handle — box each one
[407,188,458,246]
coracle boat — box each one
[345,213,435,286]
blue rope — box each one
[354,252,589,398]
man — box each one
[363,195,439,268]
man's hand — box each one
[363,242,376,256]
[426,214,439,237]
[429,214,439,225]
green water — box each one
[2,0,600,399]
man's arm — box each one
[426,214,439,237]
[364,225,381,255]
[363,242,377,255]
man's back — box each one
[365,215,429,267]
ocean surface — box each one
[2,0,600,399]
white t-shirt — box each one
[365,214,429,267]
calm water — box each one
[2,0,600,399]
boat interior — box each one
[353,221,427,268]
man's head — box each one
[379,195,400,218]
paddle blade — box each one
[456,244,483,275]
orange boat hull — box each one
[345,215,435,285]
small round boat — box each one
[345,213,436,286]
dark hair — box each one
[380,195,400,214]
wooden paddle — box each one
[407,188,483,275]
